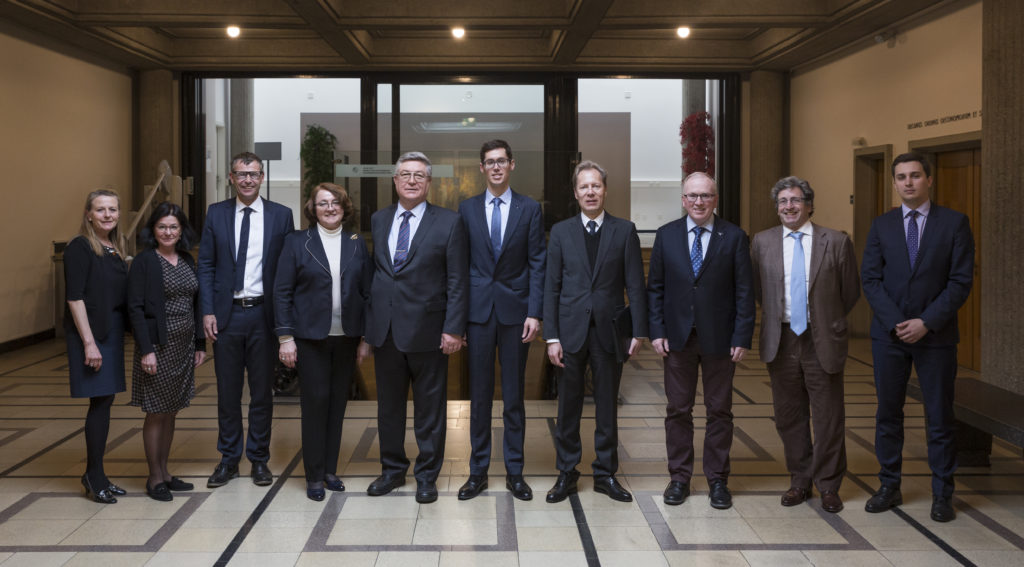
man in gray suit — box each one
[751,176,860,514]
[364,151,469,504]
[543,160,648,504]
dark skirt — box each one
[67,311,127,398]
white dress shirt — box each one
[485,188,512,243]
[388,200,428,264]
[580,210,606,231]
[233,197,265,299]
[783,220,813,323]
[685,215,714,262]
[902,200,930,240]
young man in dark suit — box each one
[543,160,648,504]
[862,152,974,522]
[198,151,294,488]
[364,151,469,504]
[647,172,755,510]
[456,140,545,501]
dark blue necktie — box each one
[394,211,413,270]
[233,206,252,292]
[789,231,807,336]
[587,220,597,234]
[490,197,503,260]
[690,226,704,275]
[906,210,920,268]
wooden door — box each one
[934,149,981,370]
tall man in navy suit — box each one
[862,152,974,522]
[198,151,294,488]
[456,140,545,501]
[648,172,755,510]
[543,160,648,504]
[364,151,469,504]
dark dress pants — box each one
[664,332,736,483]
[374,334,449,482]
[212,303,275,466]
[872,339,958,499]
[767,327,846,492]
[295,336,359,482]
[467,313,529,476]
[555,325,623,478]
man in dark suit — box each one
[862,152,974,522]
[456,140,545,501]
[648,171,754,510]
[751,176,860,514]
[198,151,294,488]
[364,151,469,504]
[543,160,647,504]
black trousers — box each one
[374,334,449,482]
[212,303,275,465]
[295,336,359,482]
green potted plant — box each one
[299,123,339,203]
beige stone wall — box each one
[0,31,133,343]
[788,1,982,236]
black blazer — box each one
[365,203,469,352]
[126,248,205,355]
[647,215,755,355]
[273,226,371,339]
[63,236,127,342]
[543,213,648,353]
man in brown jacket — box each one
[751,176,860,513]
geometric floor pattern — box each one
[0,336,1022,566]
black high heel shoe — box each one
[81,474,117,504]
[106,483,127,496]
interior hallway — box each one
[0,335,1021,567]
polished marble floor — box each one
[0,336,1022,567]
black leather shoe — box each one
[324,474,345,492]
[81,474,117,504]
[708,479,732,510]
[781,487,810,507]
[166,477,194,491]
[106,483,127,496]
[207,464,239,488]
[663,481,690,506]
[821,491,843,513]
[367,474,406,496]
[506,475,533,501]
[415,480,438,503]
[146,482,173,502]
[458,474,488,500]
[307,481,326,502]
[251,462,273,486]
[864,485,902,513]
[594,476,632,502]
[546,470,580,503]
[931,496,956,522]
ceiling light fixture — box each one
[452,27,466,39]
[226,25,241,38]
[677,26,691,38]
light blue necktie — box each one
[690,226,704,275]
[789,231,807,336]
[490,197,502,260]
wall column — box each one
[229,78,255,158]
[746,70,787,234]
[136,69,178,207]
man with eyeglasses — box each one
[363,151,468,504]
[751,176,859,513]
[198,151,294,488]
[647,171,754,510]
[455,140,545,501]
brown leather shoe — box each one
[781,487,810,507]
[820,491,843,513]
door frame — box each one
[851,144,892,337]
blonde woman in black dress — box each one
[65,189,128,504]
[127,202,206,501]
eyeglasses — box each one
[397,172,428,182]
[316,200,342,209]
[777,197,806,206]
[483,158,510,168]
[232,171,263,179]
[683,193,716,203]
[156,224,181,233]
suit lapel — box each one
[808,223,826,291]
[226,201,238,262]
[376,205,397,275]
[912,204,940,275]
[592,214,618,282]
[403,203,434,267]
[304,228,330,275]
[470,193,491,256]
[568,216,592,280]
[500,191,524,260]
[696,216,724,281]
[260,198,273,259]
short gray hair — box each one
[572,160,607,188]
[770,176,814,206]
[394,151,432,177]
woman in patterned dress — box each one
[127,202,206,502]
[65,190,129,504]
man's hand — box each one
[628,337,642,356]
[730,346,747,363]
[547,342,565,368]
[651,338,669,357]
[203,315,218,342]
[357,340,372,364]
[895,318,929,344]
[441,333,463,355]
[279,341,297,368]
[522,317,541,343]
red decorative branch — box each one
[680,111,715,178]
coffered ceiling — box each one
[0,0,958,73]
